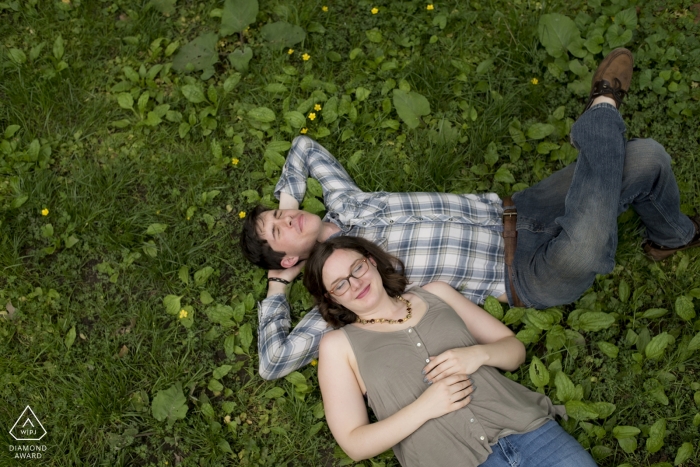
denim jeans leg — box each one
[479,420,597,467]
[510,103,696,308]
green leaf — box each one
[646,419,666,453]
[228,46,253,72]
[516,327,541,344]
[392,89,431,129]
[483,296,503,320]
[64,326,76,349]
[117,93,134,110]
[355,87,371,102]
[194,266,214,286]
[645,332,673,359]
[142,241,157,258]
[617,437,638,454]
[526,123,555,140]
[284,111,306,128]
[53,35,64,60]
[265,83,288,93]
[584,35,604,54]
[578,311,615,332]
[597,341,619,358]
[565,400,598,421]
[614,7,637,29]
[613,425,641,439]
[503,307,525,325]
[8,48,27,65]
[538,14,581,58]
[41,224,54,238]
[264,387,286,399]
[217,439,233,454]
[206,304,235,327]
[674,442,694,466]
[248,107,276,123]
[163,295,182,315]
[223,73,241,93]
[687,332,700,352]
[151,383,188,426]
[642,308,668,319]
[528,356,549,388]
[224,335,236,358]
[181,85,207,104]
[261,21,306,48]
[546,325,567,352]
[221,0,258,36]
[178,266,189,285]
[494,166,515,184]
[64,235,79,249]
[200,290,214,305]
[172,32,219,73]
[554,371,576,402]
[239,323,253,352]
[4,124,20,139]
[365,29,383,43]
[285,371,306,387]
[605,24,633,48]
[212,364,233,380]
[149,0,177,15]
[146,223,167,235]
[590,401,616,418]
[675,295,696,321]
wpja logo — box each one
[8,406,48,460]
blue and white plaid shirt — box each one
[258,136,506,379]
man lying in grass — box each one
[240,48,700,380]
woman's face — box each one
[321,249,383,314]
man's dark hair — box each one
[303,236,408,328]
[239,205,285,269]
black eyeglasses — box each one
[328,258,370,296]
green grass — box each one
[1,0,700,466]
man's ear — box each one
[280,256,299,268]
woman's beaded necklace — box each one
[355,295,412,325]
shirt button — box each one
[470,418,474,423]
[408,329,412,333]
[425,358,430,363]
[389,219,394,224]
[416,343,421,347]
[480,436,485,441]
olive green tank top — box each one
[341,287,565,467]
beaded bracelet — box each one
[268,277,291,285]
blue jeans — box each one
[509,104,695,309]
[480,420,597,467]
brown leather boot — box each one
[583,48,634,112]
[642,216,700,261]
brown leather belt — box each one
[502,196,525,308]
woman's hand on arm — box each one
[421,282,526,381]
[319,331,473,462]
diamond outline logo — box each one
[9,406,47,441]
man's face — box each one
[256,209,324,267]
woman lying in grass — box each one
[303,236,597,467]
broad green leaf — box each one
[642,308,668,319]
[228,46,253,72]
[285,371,306,387]
[53,35,64,60]
[146,223,167,235]
[645,332,673,359]
[241,189,260,203]
[117,93,134,110]
[181,85,207,104]
[142,241,157,257]
[483,296,503,320]
[675,295,695,321]
[554,371,576,402]
[8,48,27,65]
[284,111,306,128]
[476,58,494,74]
[265,83,288,93]
[264,149,286,168]
[355,87,371,102]
[4,124,20,139]
[64,326,76,349]
[578,311,615,332]
[528,356,549,388]
[597,341,619,358]
[307,178,323,198]
[365,29,383,43]
[218,439,233,454]
[646,418,666,453]
[494,166,515,184]
[674,442,694,465]
[538,14,580,58]
[150,0,177,15]
[200,290,214,305]
[64,235,79,249]
[206,304,235,327]
[221,0,259,36]
[264,387,286,399]
[233,303,245,323]
[41,224,54,238]
[248,107,276,123]
[618,279,630,303]
[613,426,641,439]
[503,307,525,325]
[516,327,541,344]
[178,266,189,285]
[392,89,431,129]
[261,21,306,48]
[688,332,700,352]
[546,325,567,351]
[194,266,214,286]
[526,123,555,140]
[223,73,241,93]
[537,142,560,154]
[617,437,638,454]
[614,7,637,29]
[606,25,633,48]
[565,400,598,421]
[172,32,219,72]
[151,383,188,426]
[163,295,182,315]
[224,335,236,358]
[212,364,233,380]
[590,402,615,418]
[239,323,253,352]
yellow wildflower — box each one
[300,128,308,134]
[179,309,188,319]
[232,157,239,165]
[427,4,434,10]
[371,7,379,14]
[287,49,294,55]
[224,415,232,424]
[314,104,322,111]
[308,112,316,121]
[310,359,318,366]
[322,6,328,12]
[41,208,49,216]
[239,211,246,219]
[531,78,539,85]
[302,53,310,61]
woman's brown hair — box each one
[303,236,408,328]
